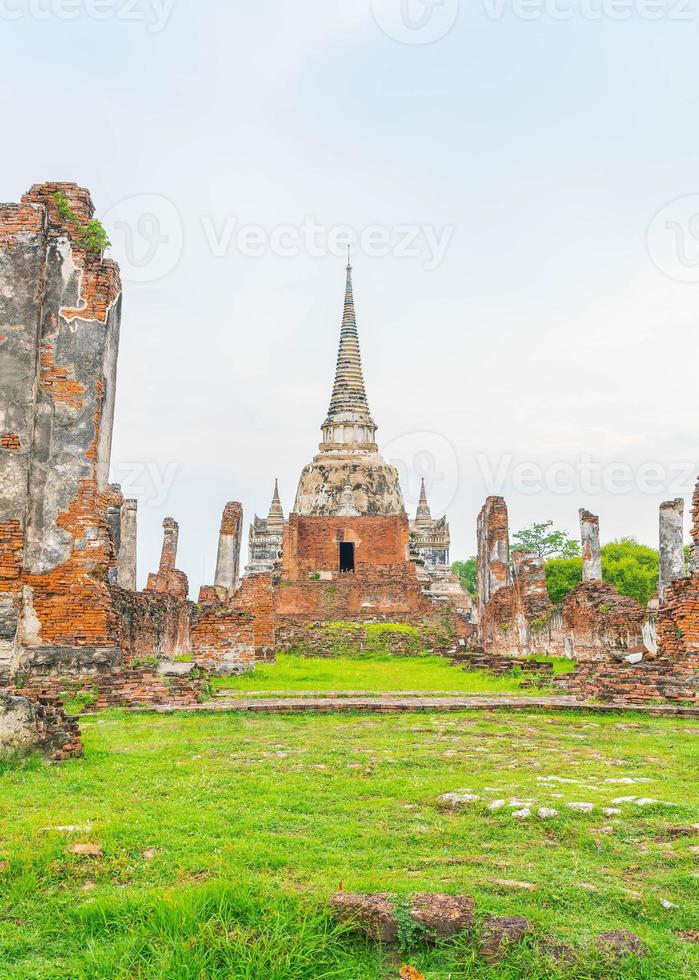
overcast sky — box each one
[3,1,699,591]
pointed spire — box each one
[267,478,284,527]
[416,478,432,521]
[318,262,378,454]
[324,261,375,427]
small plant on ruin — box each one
[308,572,321,580]
[52,191,111,254]
[392,898,433,952]
[530,609,553,631]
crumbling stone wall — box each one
[0,690,83,761]
[1,183,122,683]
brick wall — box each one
[482,578,646,661]
[17,667,209,711]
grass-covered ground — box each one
[1,707,697,977]
[214,653,569,695]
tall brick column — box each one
[145,517,188,599]
[658,498,684,604]
[214,501,242,594]
[159,518,179,571]
[117,499,138,591]
[477,496,511,625]
[579,509,602,581]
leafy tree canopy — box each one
[452,557,477,597]
[545,537,659,607]
[512,521,580,560]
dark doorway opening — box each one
[339,541,355,574]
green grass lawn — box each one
[214,653,559,696]
[1,708,698,978]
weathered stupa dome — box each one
[293,261,405,516]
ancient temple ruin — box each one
[1,180,697,709]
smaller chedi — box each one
[245,480,285,575]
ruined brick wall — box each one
[482,571,646,661]
[191,597,256,675]
[1,690,83,761]
[0,183,122,682]
[234,573,275,652]
[558,654,698,704]
[657,571,699,661]
[17,668,210,711]
[108,586,191,662]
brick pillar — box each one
[159,518,179,571]
[214,501,242,593]
[691,478,699,574]
[658,498,684,604]
[117,499,138,591]
[579,509,602,581]
[477,496,511,625]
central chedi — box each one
[293,260,405,517]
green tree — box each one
[545,556,582,604]
[512,521,580,559]
[601,538,658,607]
[452,557,477,597]
[545,537,659,607]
